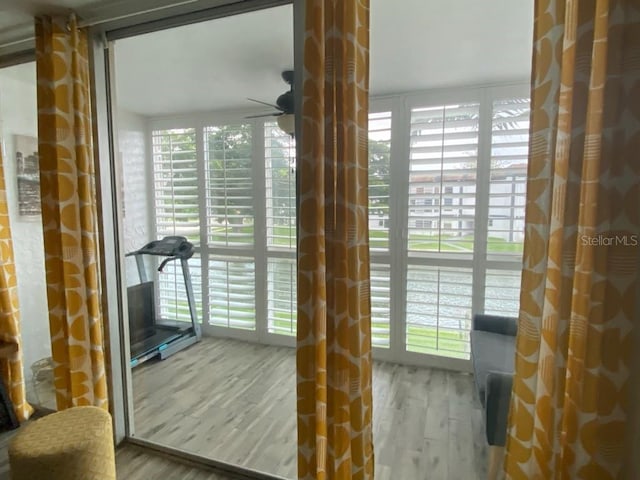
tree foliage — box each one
[207,124,253,226]
[369,138,391,217]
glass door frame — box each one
[90,2,299,478]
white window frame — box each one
[371,83,528,371]
[146,82,529,372]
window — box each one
[265,123,296,249]
[399,89,527,361]
[485,269,521,317]
[209,257,255,329]
[443,186,454,206]
[406,266,472,358]
[405,107,476,359]
[205,124,254,247]
[408,103,479,252]
[151,128,202,322]
[265,123,297,335]
[368,111,391,250]
[368,111,392,347]
[152,120,297,338]
[488,97,530,255]
[203,123,257,330]
[149,85,529,367]
[152,128,199,240]
[267,258,296,335]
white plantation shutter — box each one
[488,98,530,255]
[368,111,392,348]
[156,256,203,324]
[265,122,296,249]
[404,103,480,359]
[151,128,201,323]
[368,111,391,251]
[265,122,297,336]
[267,258,296,335]
[203,123,256,330]
[485,268,521,317]
[205,124,254,247]
[370,263,390,348]
[147,87,531,367]
[209,256,255,330]
[405,265,472,358]
[152,128,199,240]
[482,96,530,319]
[408,104,480,252]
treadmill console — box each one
[135,236,194,259]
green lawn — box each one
[405,324,469,359]
[164,298,469,359]
[371,230,522,253]
[207,224,521,254]
[170,223,495,361]
[268,316,469,359]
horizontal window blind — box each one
[405,265,472,359]
[408,104,480,253]
[156,256,203,324]
[205,124,254,247]
[485,268,521,317]
[265,122,296,249]
[151,128,199,240]
[267,258,296,336]
[208,256,255,330]
[148,88,531,367]
[369,111,391,251]
[488,97,530,255]
[370,263,390,348]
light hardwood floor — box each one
[0,425,240,480]
[131,337,487,479]
[2,337,488,479]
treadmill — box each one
[125,236,201,367]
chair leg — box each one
[487,445,505,480]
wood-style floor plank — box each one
[2,337,488,479]
[0,425,239,480]
[131,337,486,479]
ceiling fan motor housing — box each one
[281,70,294,85]
[277,70,294,114]
[276,91,294,114]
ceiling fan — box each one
[246,70,295,135]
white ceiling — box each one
[114,5,296,117]
[115,0,534,117]
[0,0,534,118]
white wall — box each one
[0,67,153,387]
[117,109,151,286]
[0,62,51,381]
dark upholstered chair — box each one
[470,313,517,479]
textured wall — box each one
[117,109,151,286]
[0,63,52,381]
[0,69,153,385]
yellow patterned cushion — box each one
[8,406,115,480]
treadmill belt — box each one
[130,328,184,358]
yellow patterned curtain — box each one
[35,15,108,410]
[297,1,373,479]
[505,0,639,478]
[0,148,34,422]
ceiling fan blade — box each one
[245,112,281,118]
[247,98,281,110]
